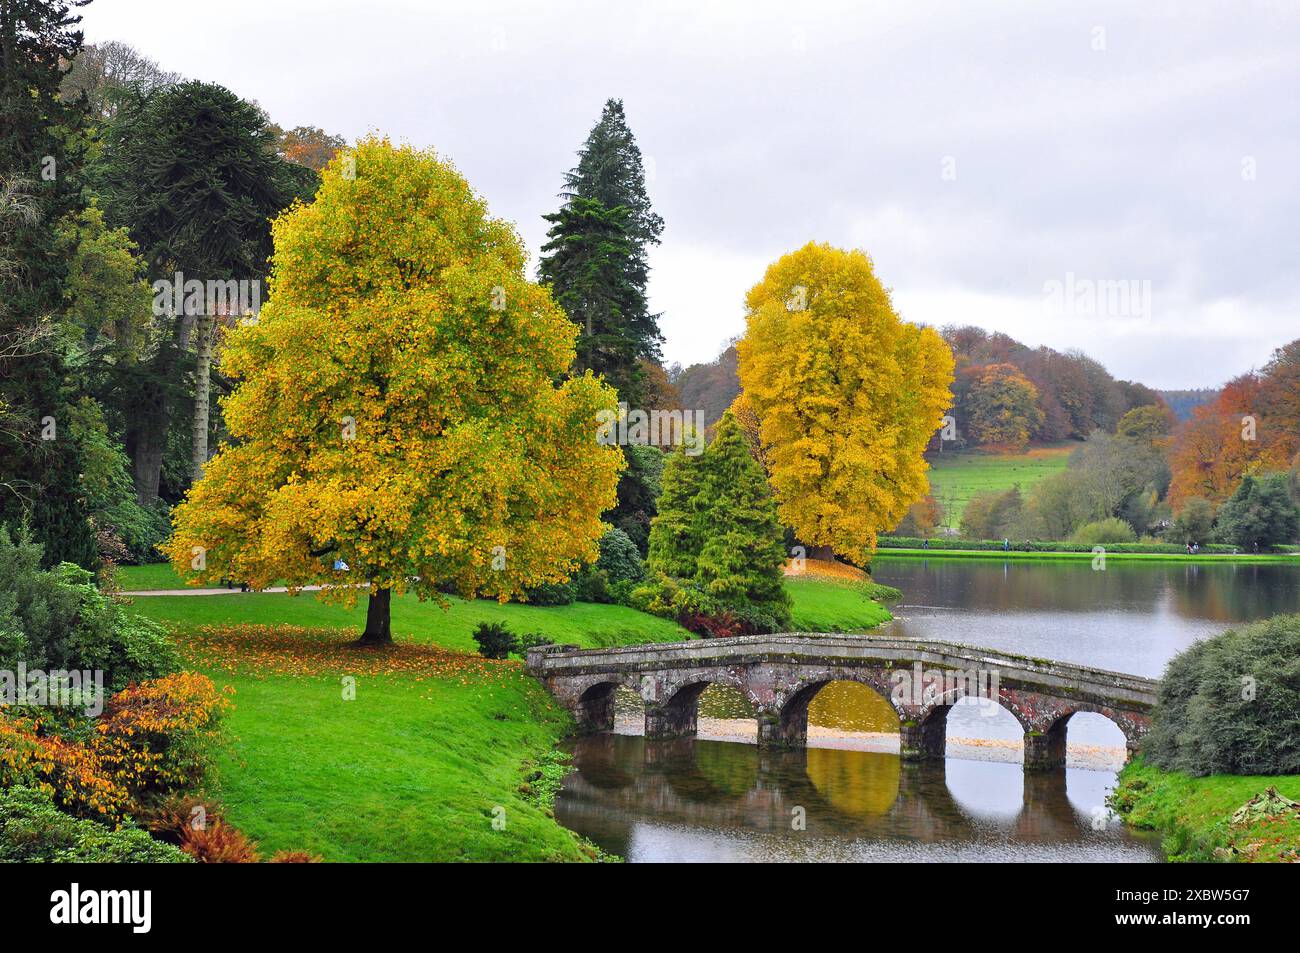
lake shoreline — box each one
[875,548,1297,564]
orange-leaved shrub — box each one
[0,673,229,823]
[0,711,128,822]
[178,818,261,863]
[93,672,232,809]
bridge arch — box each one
[909,689,1032,761]
[571,678,625,733]
[763,674,901,749]
[646,672,756,741]
[1033,705,1146,768]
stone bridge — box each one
[527,634,1159,770]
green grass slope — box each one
[925,443,1074,524]
[1112,759,1300,863]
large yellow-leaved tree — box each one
[735,242,953,563]
[164,138,623,644]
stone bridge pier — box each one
[528,635,1157,771]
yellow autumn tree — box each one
[164,137,623,643]
[735,242,954,563]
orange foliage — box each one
[179,819,261,863]
[1167,374,1289,509]
[269,850,324,863]
[0,712,128,822]
[93,672,232,802]
[0,673,229,824]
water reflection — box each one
[556,734,1160,863]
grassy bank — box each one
[124,567,891,861]
[787,576,893,631]
[1111,759,1300,862]
[183,629,595,861]
[873,548,1298,564]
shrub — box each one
[877,536,1245,554]
[178,817,261,863]
[1070,517,1137,546]
[93,672,232,809]
[471,622,518,660]
[0,711,129,822]
[522,579,577,606]
[0,785,189,863]
[595,527,644,584]
[516,633,553,654]
[1144,614,1300,776]
[0,525,177,691]
[0,672,228,822]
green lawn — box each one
[204,665,593,862]
[116,562,192,591]
[1112,759,1300,862]
[120,565,893,643]
[787,577,893,631]
[124,583,692,652]
[926,443,1074,524]
[123,568,890,861]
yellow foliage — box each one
[735,242,954,563]
[164,137,624,603]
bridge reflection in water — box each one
[554,734,1163,862]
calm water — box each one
[557,734,1160,862]
[555,557,1300,861]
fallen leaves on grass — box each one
[178,624,516,684]
[783,557,869,582]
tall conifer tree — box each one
[540,99,663,406]
[0,0,97,567]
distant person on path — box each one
[1003,538,1010,552]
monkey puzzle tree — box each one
[736,242,954,564]
[164,138,624,644]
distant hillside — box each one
[670,343,740,428]
[670,328,1178,443]
[1160,388,1219,422]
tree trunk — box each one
[126,396,167,506]
[190,312,214,483]
[357,586,392,646]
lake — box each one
[554,556,1300,861]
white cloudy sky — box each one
[81,0,1300,388]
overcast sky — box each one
[81,0,1300,389]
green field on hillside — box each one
[925,443,1075,524]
